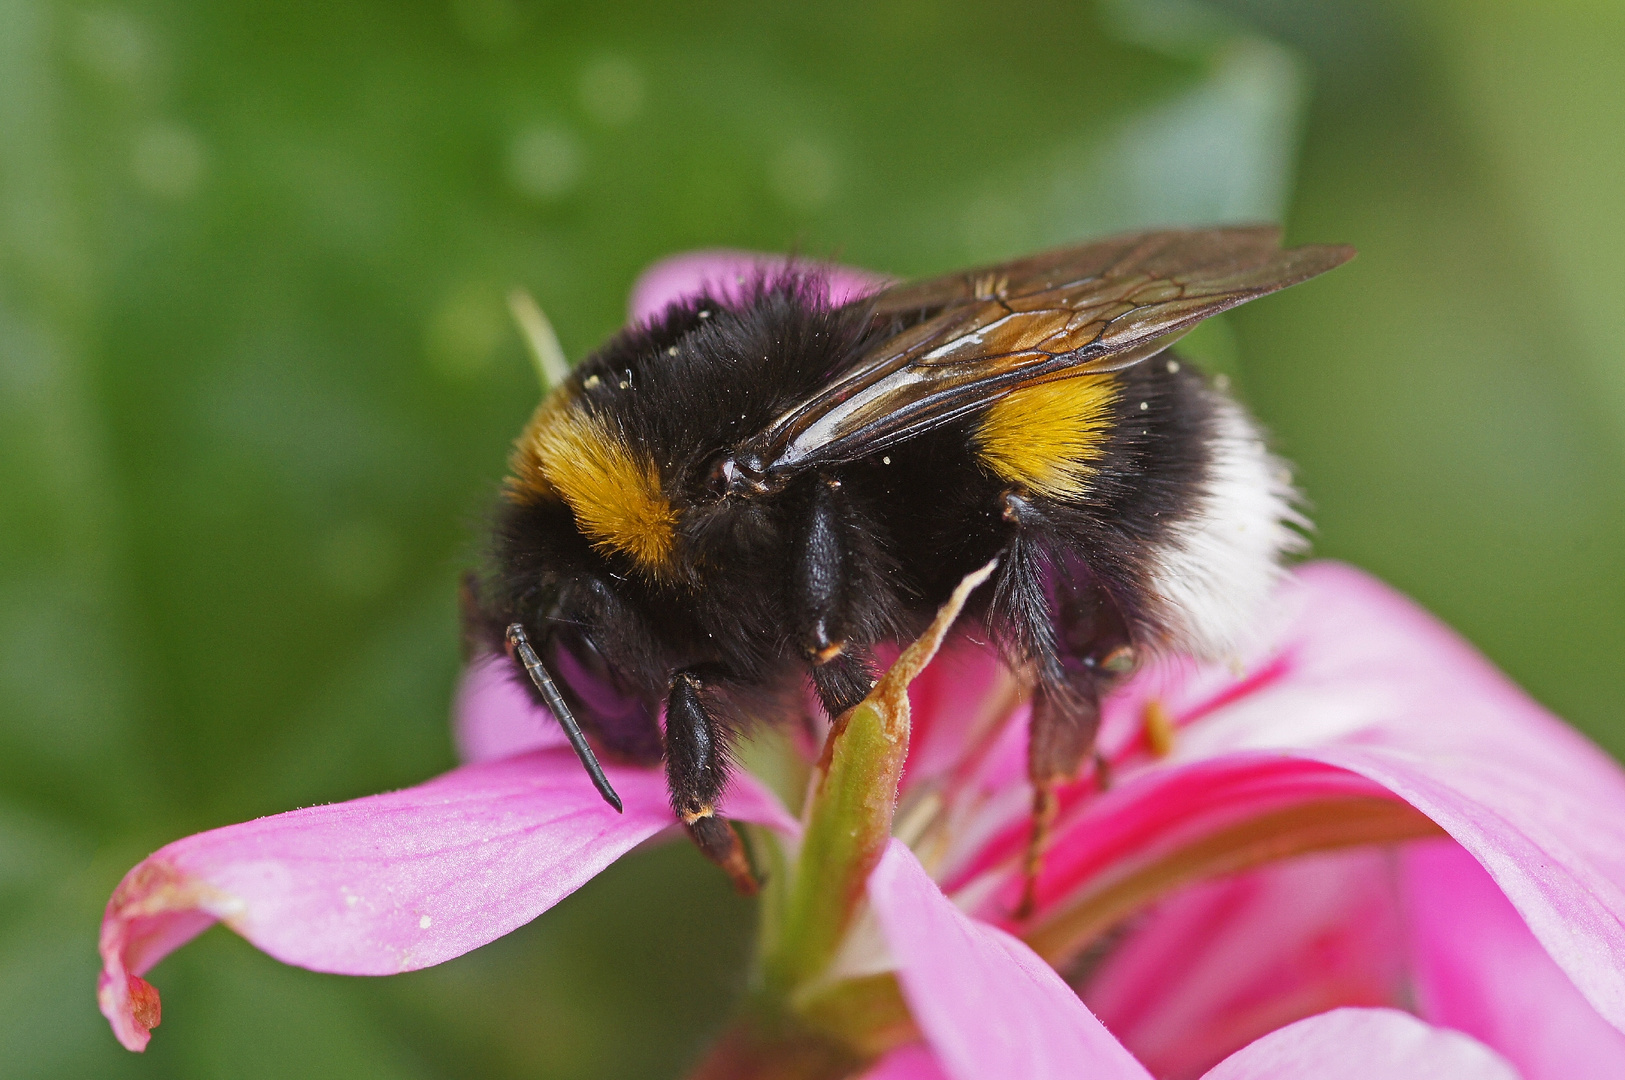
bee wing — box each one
[746,226,1354,473]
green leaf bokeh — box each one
[1,0,1621,1076]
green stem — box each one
[763,561,997,997]
[694,564,997,1079]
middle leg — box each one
[792,475,879,718]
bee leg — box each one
[808,646,877,718]
[791,476,858,667]
[998,491,1135,916]
[1020,614,1136,917]
[666,670,758,896]
[792,477,880,716]
[1021,671,1102,918]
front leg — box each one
[665,669,757,895]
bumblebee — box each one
[468,226,1353,891]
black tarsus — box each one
[664,670,727,820]
[666,669,758,894]
[505,623,623,813]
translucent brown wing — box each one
[737,226,1354,477]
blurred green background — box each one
[2,0,1621,1076]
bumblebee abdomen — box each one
[878,355,1302,665]
[972,374,1119,499]
[1012,355,1303,660]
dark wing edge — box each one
[746,227,1354,473]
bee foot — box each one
[685,813,759,897]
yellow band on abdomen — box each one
[974,375,1118,499]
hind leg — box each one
[1023,596,1135,915]
[996,492,1136,916]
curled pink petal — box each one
[1279,567,1625,1033]
[1405,838,1625,1080]
[628,249,888,324]
[1304,743,1625,1034]
[978,755,1417,916]
[1084,848,1409,1078]
[98,746,813,1051]
[1201,1007,1518,1080]
[454,653,568,764]
[1004,562,1625,1040]
[868,839,1151,1080]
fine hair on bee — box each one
[465,227,1354,905]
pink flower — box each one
[852,561,1625,1079]
[98,252,1625,1080]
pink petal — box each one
[628,250,888,324]
[899,636,1009,789]
[1080,839,1625,1079]
[1016,562,1625,1037]
[1083,848,1409,1079]
[1307,743,1625,1035]
[868,839,1152,1080]
[979,755,1413,919]
[1201,1007,1519,1080]
[452,655,799,834]
[859,1045,952,1080]
[1405,838,1625,1080]
[453,654,568,763]
[98,749,789,1051]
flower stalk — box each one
[696,562,997,1079]
[765,560,997,999]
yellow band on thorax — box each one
[506,388,679,578]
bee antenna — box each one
[507,288,571,391]
[504,623,623,813]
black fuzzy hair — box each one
[473,273,1233,806]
